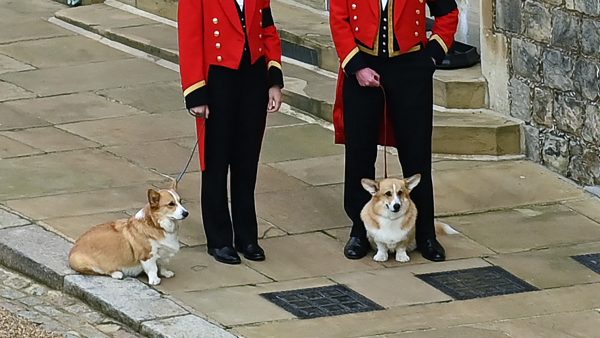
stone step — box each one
[53,3,521,156]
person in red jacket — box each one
[178,0,284,265]
[330,0,459,262]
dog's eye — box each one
[385,191,392,197]
[168,202,176,207]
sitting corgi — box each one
[68,179,188,285]
[360,175,458,262]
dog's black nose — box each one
[182,210,189,218]
[392,203,401,212]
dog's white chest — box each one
[370,217,410,247]
[153,233,180,259]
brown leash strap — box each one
[379,85,389,179]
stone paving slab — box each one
[0,35,133,69]
[3,92,147,125]
[564,197,600,223]
[0,54,35,75]
[64,275,188,331]
[107,140,199,175]
[434,160,585,215]
[0,207,30,229]
[58,113,194,146]
[55,4,156,31]
[97,81,185,114]
[0,134,42,158]
[1,126,99,153]
[154,246,272,293]
[0,224,74,290]
[0,80,35,102]
[233,283,600,338]
[444,204,600,254]
[0,58,179,97]
[0,150,163,200]
[486,241,600,289]
[0,19,73,44]
[141,314,236,338]
[172,278,334,326]
[40,211,132,242]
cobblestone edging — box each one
[0,206,236,338]
[494,0,600,186]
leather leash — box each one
[176,139,199,183]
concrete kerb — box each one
[0,207,236,337]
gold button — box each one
[416,21,420,25]
[260,21,263,26]
[259,47,263,52]
[217,56,222,62]
[259,33,263,38]
[351,3,357,9]
[215,42,221,49]
[212,18,218,24]
[414,32,419,37]
[419,0,424,3]
[355,27,359,32]
[259,9,262,13]
[416,10,421,15]
[214,30,220,37]
[353,15,358,20]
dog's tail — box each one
[434,221,459,235]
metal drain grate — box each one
[261,284,383,319]
[572,253,600,274]
[417,266,538,300]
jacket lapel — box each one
[219,0,243,33]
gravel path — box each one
[0,307,61,338]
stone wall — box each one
[495,0,600,185]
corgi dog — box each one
[360,175,458,262]
[68,179,188,285]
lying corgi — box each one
[360,175,458,262]
[68,179,188,285]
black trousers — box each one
[201,57,268,249]
[343,50,437,247]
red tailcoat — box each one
[178,0,283,170]
[329,0,459,145]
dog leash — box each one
[176,139,198,183]
[379,84,389,179]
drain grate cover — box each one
[261,284,383,319]
[572,253,600,274]
[417,266,538,300]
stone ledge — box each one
[63,275,188,331]
[0,206,31,229]
[0,224,74,290]
[141,314,237,338]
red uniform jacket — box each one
[178,0,283,170]
[330,0,459,145]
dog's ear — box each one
[405,174,421,191]
[169,177,177,191]
[148,189,161,209]
[361,178,379,195]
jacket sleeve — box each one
[178,0,208,109]
[425,0,459,65]
[329,0,366,74]
[262,0,284,88]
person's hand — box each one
[189,105,210,119]
[267,86,282,113]
[356,68,380,87]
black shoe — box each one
[208,246,241,265]
[237,243,266,261]
[344,237,370,259]
[419,238,446,262]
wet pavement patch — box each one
[572,253,600,275]
[416,266,538,300]
[261,284,384,319]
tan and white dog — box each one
[360,175,458,262]
[68,180,188,285]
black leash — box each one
[176,139,198,183]
[379,84,389,179]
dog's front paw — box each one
[373,251,388,262]
[160,269,175,278]
[110,271,124,279]
[148,276,161,285]
[395,251,410,263]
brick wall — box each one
[495,0,600,185]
